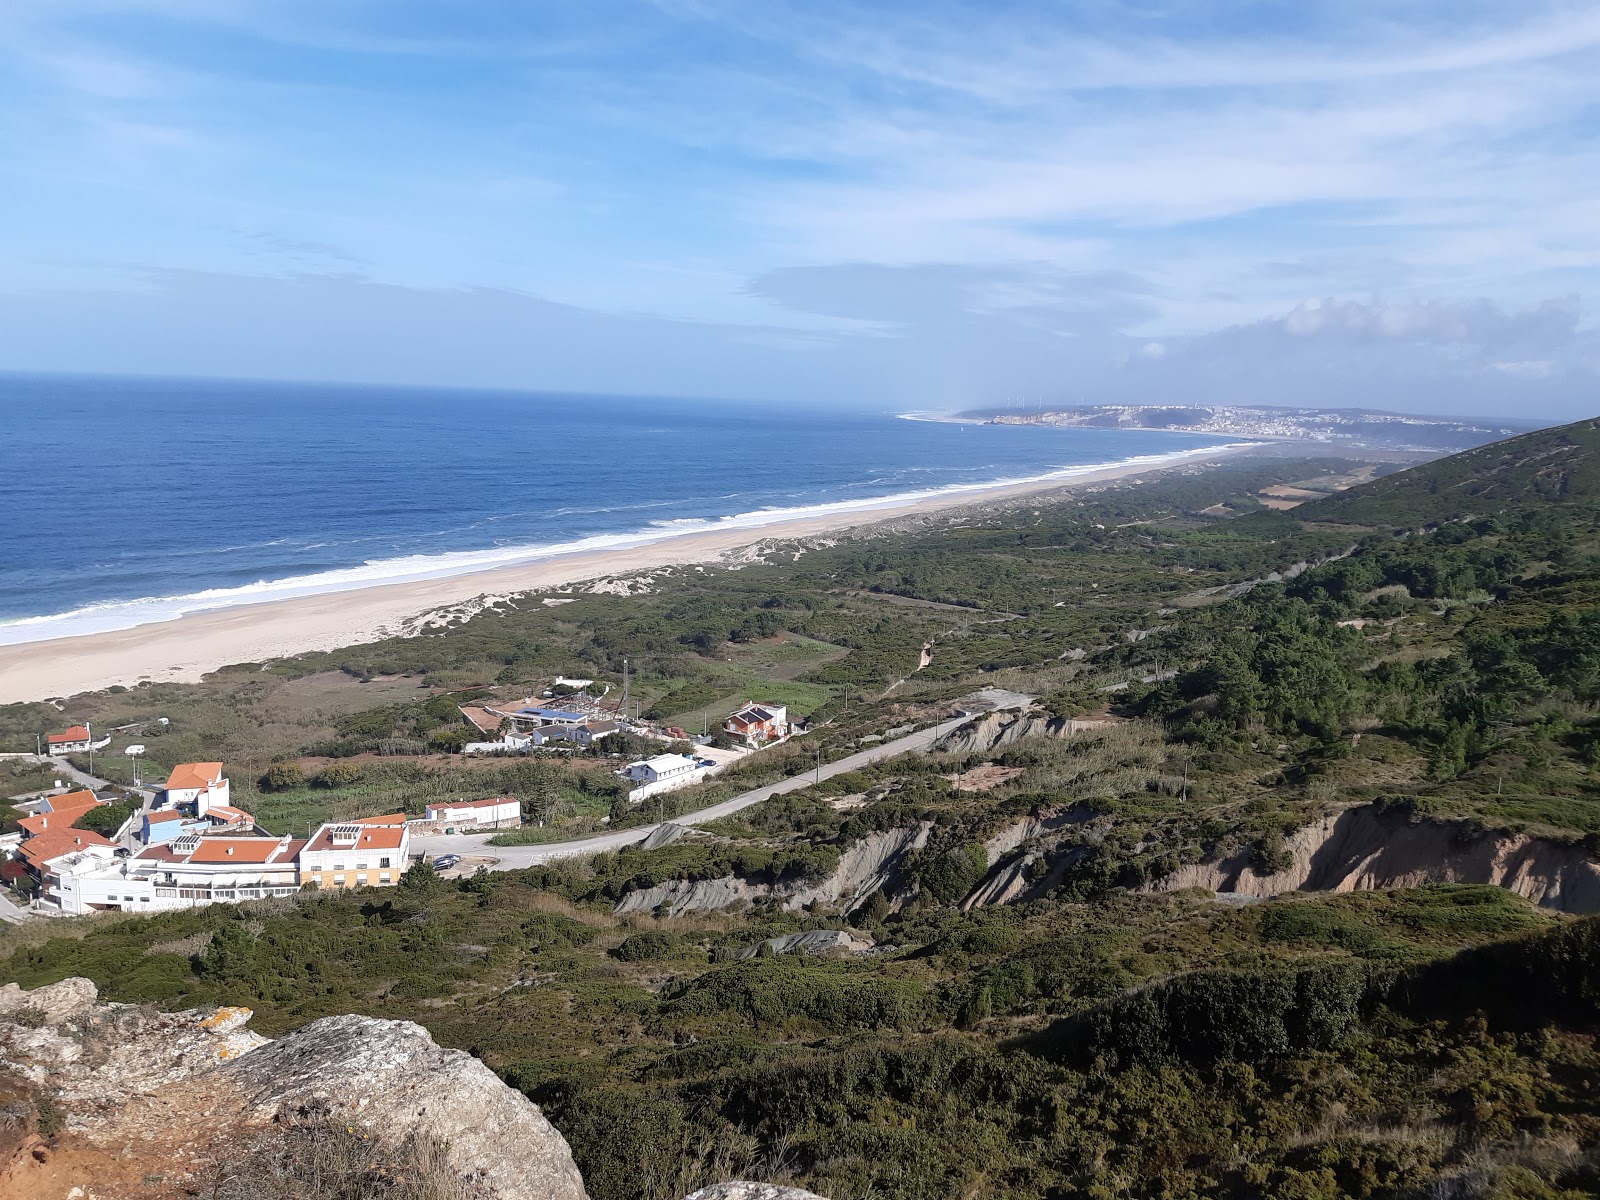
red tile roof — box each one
[42,789,98,814]
[20,792,104,838]
[146,809,185,825]
[47,726,90,745]
[19,829,114,868]
[165,762,224,791]
[187,838,281,864]
[305,825,406,853]
[353,813,406,826]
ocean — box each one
[0,375,1236,645]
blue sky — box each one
[2,0,1598,415]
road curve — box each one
[411,709,988,870]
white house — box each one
[48,834,304,914]
[163,762,231,814]
[45,726,93,755]
[298,817,410,891]
[622,753,699,786]
[424,797,521,829]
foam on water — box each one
[0,442,1241,646]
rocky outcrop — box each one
[226,1014,587,1199]
[613,875,769,918]
[0,980,586,1200]
[735,930,875,960]
[614,825,931,918]
[685,1187,828,1200]
[1150,805,1600,913]
[935,709,1112,756]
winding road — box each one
[412,689,1028,870]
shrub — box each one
[314,761,365,789]
[259,762,305,792]
[611,931,687,962]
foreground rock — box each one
[0,979,586,1200]
[685,1187,828,1200]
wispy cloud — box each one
[0,0,1595,415]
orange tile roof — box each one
[20,793,104,838]
[47,726,90,744]
[165,762,224,791]
[19,829,114,868]
[146,809,186,824]
[353,813,406,826]
[187,838,281,864]
[305,825,407,853]
[43,789,98,814]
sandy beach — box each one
[0,446,1250,703]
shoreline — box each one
[0,445,1252,703]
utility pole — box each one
[621,658,629,722]
[87,722,94,778]
[814,746,821,787]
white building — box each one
[298,817,410,891]
[622,753,699,786]
[163,762,231,814]
[45,726,92,755]
[50,834,304,914]
[424,797,521,829]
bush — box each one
[1067,960,1369,1068]
[314,761,365,789]
[611,931,687,962]
[259,762,305,792]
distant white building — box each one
[622,754,698,786]
[424,797,521,829]
[45,726,93,755]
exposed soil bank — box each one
[1151,804,1600,914]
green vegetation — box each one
[5,421,1600,1198]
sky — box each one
[1,0,1598,417]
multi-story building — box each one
[297,816,410,891]
[724,703,789,746]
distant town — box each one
[1,683,796,919]
[960,403,1533,452]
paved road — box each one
[411,704,1007,870]
[16,753,156,804]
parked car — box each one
[431,854,460,870]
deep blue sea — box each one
[0,375,1236,644]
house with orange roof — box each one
[162,762,230,814]
[45,726,92,755]
[26,831,120,909]
[19,790,104,838]
[48,834,305,914]
[298,817,410,890]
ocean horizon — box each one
[0,374,1237,647]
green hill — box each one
[1301,415,1600,526]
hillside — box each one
[1301,414,1600,525]
[3,437,1600,1199]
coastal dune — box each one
[0,449,1245,703]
